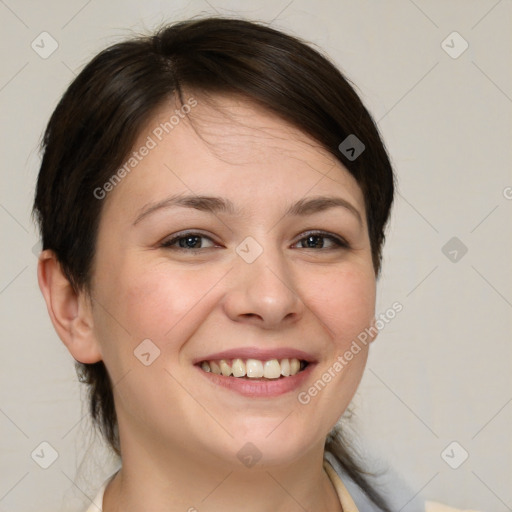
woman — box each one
[33,16,478,512]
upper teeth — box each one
[200,358,303,379]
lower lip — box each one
[195,364,315,398]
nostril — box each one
[242,313,261,320]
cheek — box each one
[304,266,376,344]
[127,266,232,334]
[94,258,229,352]
[292,267,375,435]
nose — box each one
[222,241,304,329]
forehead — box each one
[101,93,365,223]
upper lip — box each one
[193,347,317,365]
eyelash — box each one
[160,230,349,252]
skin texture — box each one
[38,93,378,512]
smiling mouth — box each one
[197,358,309,380]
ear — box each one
[37,250,102,364]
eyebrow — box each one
[133,193,362,226]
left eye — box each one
[293,232,348,250]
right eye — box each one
[160,232,219,251]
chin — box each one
[211,420,321,469]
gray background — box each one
[0,1,511,511]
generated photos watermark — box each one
[297,301,403,405]
[93,96,198,200]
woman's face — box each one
[89,93,376,468]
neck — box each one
[102,433,342,512]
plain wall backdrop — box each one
[0,1,511,511]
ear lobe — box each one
[37,250,102,364]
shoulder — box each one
[84,470,118,512]
[86,460,482,512]
[84,484,105,512]
[323,452,482,512]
